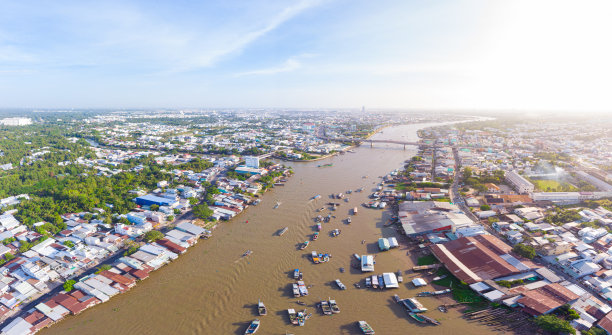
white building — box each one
[244,156,260,168]
[0,117,32,126]
[505,170,534,194]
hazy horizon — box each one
[1,0,611,112]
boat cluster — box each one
[394,295,441,326]
[319,298,340,315]
[311,250,331,264]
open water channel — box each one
[43,122,498,335]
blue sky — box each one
[0,0,611,111]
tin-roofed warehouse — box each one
[430,234,535,284]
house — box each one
[485,183,501,193]
[517,283,580,316]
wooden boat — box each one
[378,275,384,289]
[242,250,253,257]
[288,309,298,325]
[278,227,289,236]
[320,300,332,315]
[312,232,319,240]
[438,305,448,313]
[353,254,361,261]
[396,270,403,283]
[300,241,310,250]
[335,279,346,290]
[393,294,401,303]
[292,283,300,297]
[312,194,321,200]
[408,313,427,324]
[331,229,341,237]
[293,269,300,279]
[419,313,441,325]
[329,299,340,314]
[346,217,351,224]
[244,319,260,334]
[273,202,281,209]
[258,300,267,316]
[365,277,372,288]
[353,207,358,215]
[316,223,322,231]
[358,321,375,334]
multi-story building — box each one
[505,170,535,194]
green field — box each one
[530,179,578,192]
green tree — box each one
[143,230,164,243]
[513,243,536,259]
[95,264,112,274]
[480,205,491,211]
[534,314,575,334]
[62,240,75,248]
[150,204,160,211]
[63,279,76,292]
[192,203,213,220]
[167,215,175,222]
[188,197,199,205]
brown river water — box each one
[43,123,500,335]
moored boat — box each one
[320,300,332,315]
[329,299,340,314]
[419,313,441,325]
[292,284,300,297]
[316,223,322,231]
[312,194,321,200]
[297,281,309,296]
[258,300,267,316]
[365,277,372,288]
[353,207,358,215]
[396,270,403,283]
[408,313,427,324]
[335,279,346,290]
[288,309,298,325]
[244,319,260,334]
[346,217,352,224]
[312,232,319,240]
[371,275,378,289]
[331,229,341,237]
[353,253,361,261]
[293,269,300,279]
[311,251,319,264]
[297,310,306,326]
[358,321,375,334]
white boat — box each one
[329,299,340,314]
[292,284,300,297]
[273,202,281,209]
[371,275,379,289]
[258,299,267,316]
[278,227,289,236]
[365,277,372,288]
[346,217,352,224]
[358,321,375,334]
[335,279,346,290]
[288,309,298,325]
[353,254,361,261]
[320,300,332,315]
[298,281,309,296]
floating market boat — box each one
[311,251,320,264]
[312,194,321,200]
[278,227,289,236]
[316,223,322,231]
[346,217,352,224]
[300,241,310,250]
[273,202,281,209]
[258,300,267,316]
[329,299,340,314]
[317,163,333,167]
[297,310,306,326]
[293,269,300,279]
[292,284,300,297]
[331,229,341,237]
[288,309,298,325]
[335,279,346,290]
[320,300,332,315]
[396,270,403,283]
[358,321,375,334]
[353,207,358,215]
[371,275,378,289]
[312,232,319,240]
[297,281,309,296]
[353,254,361,261]
[244,319,260,334]
[365,277,372,288]
[419,314,441,325]
[243,250,253,257]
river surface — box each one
[43,122,498,335]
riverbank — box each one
[42,121,496,335]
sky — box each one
[0,0,611,111]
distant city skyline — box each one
[0,0,611,112]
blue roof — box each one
[135,194,176,205]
